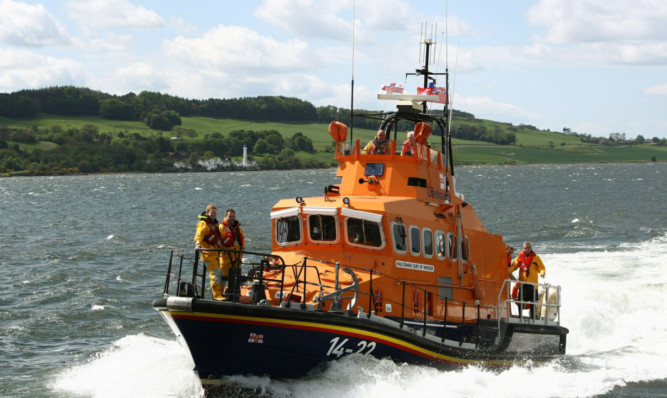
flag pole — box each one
[349,0,355,143]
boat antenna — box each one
[446,25,460,184]
[349,0,356,142]
[446,0,449,70]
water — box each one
[1,164,665,398]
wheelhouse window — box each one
[276,216,301,244]
[409,226,420,256]
[391,222,407,253]
[435,230,446,260]
[346,217,383,247]
[422,228,433,258]
[308,214,337,242]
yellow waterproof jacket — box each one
[509,253,545,284]
[194,218,220,261]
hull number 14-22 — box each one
[326,337,377,358]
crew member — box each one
[194,205,224,300]
[401,131,415,156]
[506,244,515,267]
[219,208,245,299]
[362,129,389,155]
[508,241,545,319]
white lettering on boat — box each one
[326,337,376,358]
[396,260,435,272]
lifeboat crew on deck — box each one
[401,131,415,156]
[362,129,389,155]
[508,241,545,319]
[194,204,224,300]
[219,208,245,298]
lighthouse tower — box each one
[242,145,248,167]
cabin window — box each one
[308,214,337,242]
[409,226,420,256]
[391,222,407,253]
[276,216,302,245]
[346,217,383,247]
[422,228,433,258]
[435,231,446,260]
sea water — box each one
[0,164,665,397]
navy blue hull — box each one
[155,298,567,382]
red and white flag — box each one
[381,83,404,94]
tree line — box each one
[0,124,327,176]
[0,86,477,132]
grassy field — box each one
[2,114,665,165]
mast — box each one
[349,0,356,143]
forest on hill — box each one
[1,86,664,176]
[1,86,473,133]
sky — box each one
[1,0,666,139]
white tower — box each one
[242,145,248,167]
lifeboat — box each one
[153,37,568,389]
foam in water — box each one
[51,334,204,398]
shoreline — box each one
[2,160,665,178]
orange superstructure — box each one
[263,123,508,325]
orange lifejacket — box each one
[516,251,536,276]
[221,219,244,247]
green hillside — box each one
[1,113,665,176]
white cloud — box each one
[525,0,667,66]
[112,62,169,94]
[254,0,352,41]
[163,25,314,83]
[0,0,71,47]
[170,17,198,34]
[66,0,165,30]
[528,0,667,44]
[0,48,86,90]
[455,94,541,123]
[644,84,667,98]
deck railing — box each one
[497,279,562,326]
[162,250,561,349]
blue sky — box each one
[1,0,666,139]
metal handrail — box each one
[163,250,561,348]
[497,279,562,327]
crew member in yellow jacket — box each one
[219,209,245,298]
[194,205,224,300]
[508,241,546,319]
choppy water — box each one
[1,164,665,398]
